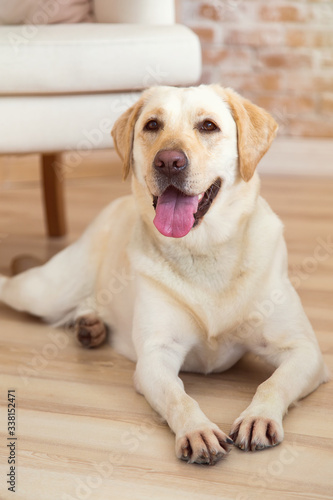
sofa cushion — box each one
[0,24,201,94]
[0,0,93,25]
[0,93,141,153]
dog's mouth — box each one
[152,178,221,238]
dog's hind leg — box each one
[0,233,99,326]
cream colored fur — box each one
[0,85,329,465]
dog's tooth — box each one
[198,193,204,202]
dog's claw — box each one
[230,416,284,452]
[176,426,232,465]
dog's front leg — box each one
[132,285,232,465]
[230,301,329,451]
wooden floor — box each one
[0,151,332,500]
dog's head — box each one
[111,85,278,239]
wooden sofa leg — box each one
[41,153,67,237]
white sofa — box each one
[0,0,201,236]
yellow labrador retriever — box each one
[0,85,328,465]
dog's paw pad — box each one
[176,426,232,465]
[230,416,283,452]
[75,315,107,348]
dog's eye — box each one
[198,120,219,133]
[144,120,160,132]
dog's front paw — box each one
[176,424,233,465]
[230,415,284,452]
[75,315,107,348]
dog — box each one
[0,85,329,465]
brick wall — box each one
[178,0,333,138]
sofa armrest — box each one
[93,0,175,24]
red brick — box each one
[314,74,333,93]
[254,94,316,115]
[248,73,284,92]
[199,3,219,21]
[257,50,312,69]
[191,26,216,43]
[224,28,284,47]
[283,73,317,93]
[320,51,333,69]
[312,31,333,47]
[217,72,284,93]
[202,48,253,70]
[286,30,307,48]
[203,48,228,65]
[199,1,249,23]
[259,5,308,23]
[286,29,333,48]
[283,72,333,94]
[320,93,333,115]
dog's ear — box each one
[111,99,144,180]
[218,87,278,182]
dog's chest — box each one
[182,338,246,374]
[131,240,252,339]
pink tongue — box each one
[153,187,199,238]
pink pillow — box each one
[0,0,94,25]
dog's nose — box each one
[153,149,188,176]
